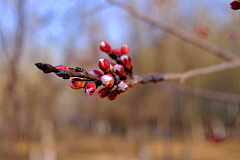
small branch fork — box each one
[36,60,240,88]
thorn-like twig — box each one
[35,63,100,81]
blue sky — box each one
[0,0,233,39]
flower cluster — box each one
[56,41,132,100]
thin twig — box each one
[128,61,240,86]
[35,63,100,81]
[107,0,240,61]
[165,61,240,84]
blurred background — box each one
[1,0,240,159]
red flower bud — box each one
[113,64,126,77]
[113,48,122,56]
[55,65,69,75]
[109,63,115,72]
[68,78,87,89]
[98,87,110,98]
[100,41,112,53]
[121,45,129,55]
[120,55,131,70]
[98,58,110,73]
[88,70,104,77]
[101,74,114,88]
[55,65,68,70]
[117,80,128,93]
[107,90,119,100]
[85,82,96,95]
[231,1,240,10]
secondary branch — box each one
[108,0,240,61]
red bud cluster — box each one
[99,41,132,73]
[97,41,133,100]
[96,41,133,100]
[48,41,132,100]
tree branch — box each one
[165,61,240,84]
[129,61,240,86]
[35,63,100,81]
[107,0,240,61]
[35,62,240,104]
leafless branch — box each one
[165,61,240,84]
[107,0,240,61]
[128,61,240,86]
[35,63,100,81]
[36,59,240,90]
[35,61,240,105]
